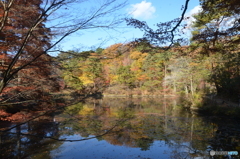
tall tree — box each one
[191,0,240,55]
[191,0,240,98]
[117,65,135,89]
[0,0,57,105]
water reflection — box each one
[0,120,62,159]
[0,97,240,159]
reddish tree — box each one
[0,0,60,109]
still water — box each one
[0,97,240,159]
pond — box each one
[0,97,240,159]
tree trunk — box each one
[0,80,6,94]
[185,85,188,96]
[190,75,194,96]
[173,80,176,93]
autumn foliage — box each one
[0,0,63,120]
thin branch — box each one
[167,0,190,48]
[0,100,36,105]
[0,0,15,31]
[126,0,190,50]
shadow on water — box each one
[0,97,240,159]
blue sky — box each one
[52,0,201,53]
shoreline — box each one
[194,95,240,119]
[102,94,176,97]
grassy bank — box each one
[195,97,240,119]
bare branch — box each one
[126,0,190,49]
[0,0,15,31]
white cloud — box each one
[128,1,156,19]
[189,5,202,16]
[185,5,202,28]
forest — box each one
[0,0,240,121]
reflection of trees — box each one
[162,116,214,158]
[208,119,240,155]
[135,138,154,151]
[59,97,224,157]
[59,98,202,152]
[58,98,211,153]
[0,116,62,159]
[2,97,240,158]
[60,100,159,150]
